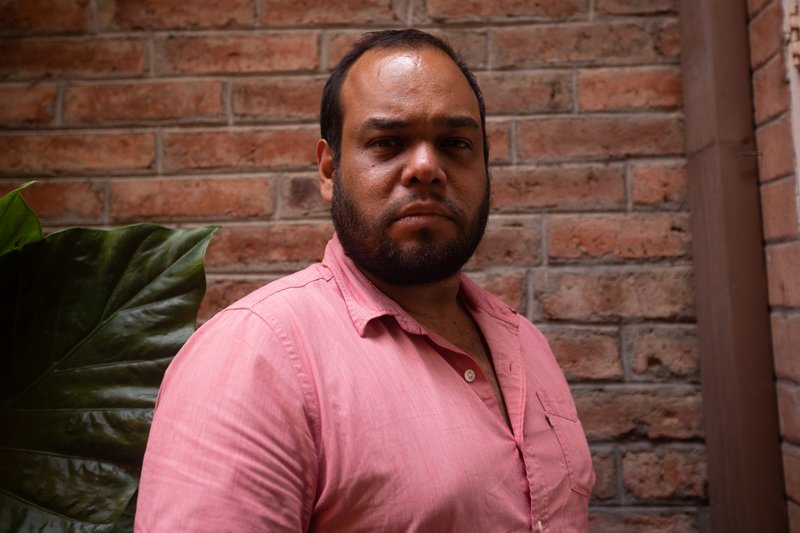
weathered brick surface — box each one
[469,216,541,268]
[622,447,707,501]
[540,268,695,321]
[261,0,398,25]
[0,133,155,174]
[516,116,684,162]
[624,325,699,381]
[591,448,618,501]
[205,223,333,271]
[163,128,318,172]
[491,22,671,68]
[233,77,324,122]
[491,166,626,212]
[64,81,224,124]
[766,242,800,307]
[478,72,573,115]
[631,162,688,210]
[578,66,682,112]
[156,33,318,75]
[773,313,800,382]
[0,0,89,34]
[0,38,146,79]
[778,381,800,444]
[595,0,677,15]
[486,121,510,163]
[575,387,704,440]
[467,270,527,312]
[426,0,585,21]
[0,179,104,224]
[541,326,623,380]
[749,0,785,68]
[755,113,795,182]
[278,174,330,219]
[589,509,699,532]
[547,214,691,262]
[785,443,800,503]
[109,177,274,222]
[97,0,255,30]
[0,84,57,125]
[199,276,278,323]
[752,53,791,126]
[761,177,800,242]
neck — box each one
[362,270,463,319]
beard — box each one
[331,173,490,286]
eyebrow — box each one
[359,115,480,133]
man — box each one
[136,29,594,532]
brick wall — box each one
[749,0,800,529]
[0,0,707,529]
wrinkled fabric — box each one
[136,235,594,532]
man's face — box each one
[320,46,489,286]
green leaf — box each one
[0,223,218,531]
[0,181,42,257]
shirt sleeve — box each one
[135,309,318,532]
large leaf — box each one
[0,181,42,257]
[0,223,218,531]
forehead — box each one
[339,46,481,129]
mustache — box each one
[382,192,468,225]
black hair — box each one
[319,29,488,169]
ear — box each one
[317,139,334,204]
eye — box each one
[369,137,404,149]
[440,138,472,150]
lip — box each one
[393,202,454,222]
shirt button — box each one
[464,369,476,382]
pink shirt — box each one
[136,235,594,532]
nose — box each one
[400,142,446,187]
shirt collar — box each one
[322,234,518,337]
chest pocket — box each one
[536,390,596,497]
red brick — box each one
[487,121,510,163]
[109,177,274,223]
[548,214,691,262]
[540,267,695,321]
[790,501,800,533]
[478,72,572,115]
[623,447,707,500]
[0,179,104,224]
[596,0,677,15]
[199,276,278,323]
[156,33,318,75]
[0,0,88,33]
[163,128,318,172]
[0,38,146,80]
[784,443,800,502]
[589,510,698,533]
[232,77,324,122]
[491,166,626,212]
[260,0,396,25]
[625,325,699,381]
[657,19,681,59]
[591,449,618,500]
[778,382,800,443]
[766,241,800,307]
[97,0,255,30]
[750,0,785,68]
[631,162,688,209]
[761,177,800,241]
[516,116,684,162]
[773,313,800,382]
[574,387,704,440]
[426,0,584,20]
[491,22,664,68]
[541,326,623,380]
[0,133,155,174]
[467,270,527,312]
[756,114,794,181]
[748,0,771,17]
[64,81,224,124]
[205,223,333,271]
[278,174,330,219]
[753,53,791,125]
[0,84,57,125]
[469,217,541,268]
[578,66,682,112]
